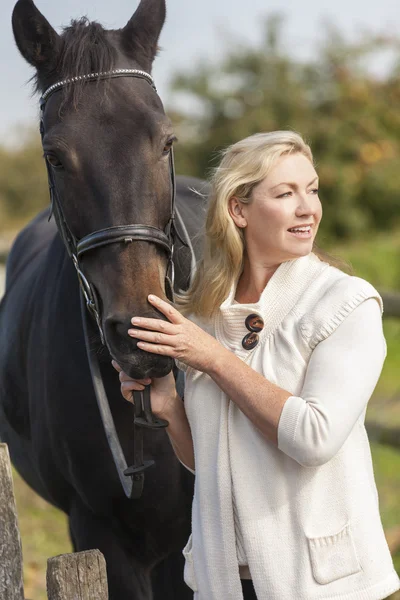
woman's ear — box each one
[228,197,247,229]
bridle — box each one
[39,69,187,499]
[40,68,178,344]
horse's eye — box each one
[46,154,63,168]
[163,137,177,156]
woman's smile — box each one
[287,224,313,239]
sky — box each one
[1,0,400,143]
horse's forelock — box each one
[32,12,163,108]
[33,18,117,107]
[60,18,116,108]
[60,18,116,78]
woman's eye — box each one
[45,154,63,168]
[311,188,319,195]
[277,191,291,198]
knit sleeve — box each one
[277,298,386,468]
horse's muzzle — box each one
[104,314,174,379]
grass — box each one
[3,229,400,598]
[12,469,72,600]
[10,446,400,599]
[370,442,400,600]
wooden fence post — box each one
[0,443,25,600]
[47,550,108,600]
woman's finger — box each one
[147,295,184,324]
[136,341,176,356]
[120,385,134,403]
[112,360,122,373]
[130,316,177,333]
[127,328,176,346]
[121,380,146,394]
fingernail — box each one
[148,294,156,301]
[128,329,137,336]
[131,317,141,324]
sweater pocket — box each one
[306,522,362,585]
[182,534,198,592]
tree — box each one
[169,15,400,241]
[0,130,48,230]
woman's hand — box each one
[111,361,178,419]
[127,294,226,373]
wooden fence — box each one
[0,443,108,600]
[1,430,400,596]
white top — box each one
[231,298,386,578]
[179,253,400,600]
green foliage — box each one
[170,15,400,242]
[0,131,48,231]
[2,17,400,243]
[329,232,400,404]
[329,231,400,291]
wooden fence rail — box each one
[0,443,108,599]
[381,291,400,319]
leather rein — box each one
[39,68,186,499]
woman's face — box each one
[231,152,322,265]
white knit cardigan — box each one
[179,252,400,600]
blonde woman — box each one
[113,132,400,600]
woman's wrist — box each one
[162,392,184,422]
[204,345,231,378]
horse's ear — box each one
[121,0,166,71]
[12,0,61,69]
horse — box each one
[0,1,208,598]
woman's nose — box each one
[296,193,316,216]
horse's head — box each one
[12,0,178,379]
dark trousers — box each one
[241,579,257,599]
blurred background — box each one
[1,0,400,598]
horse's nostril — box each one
[104,317,136,350]
[113,320,131,340]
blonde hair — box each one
[177,131,348,318]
